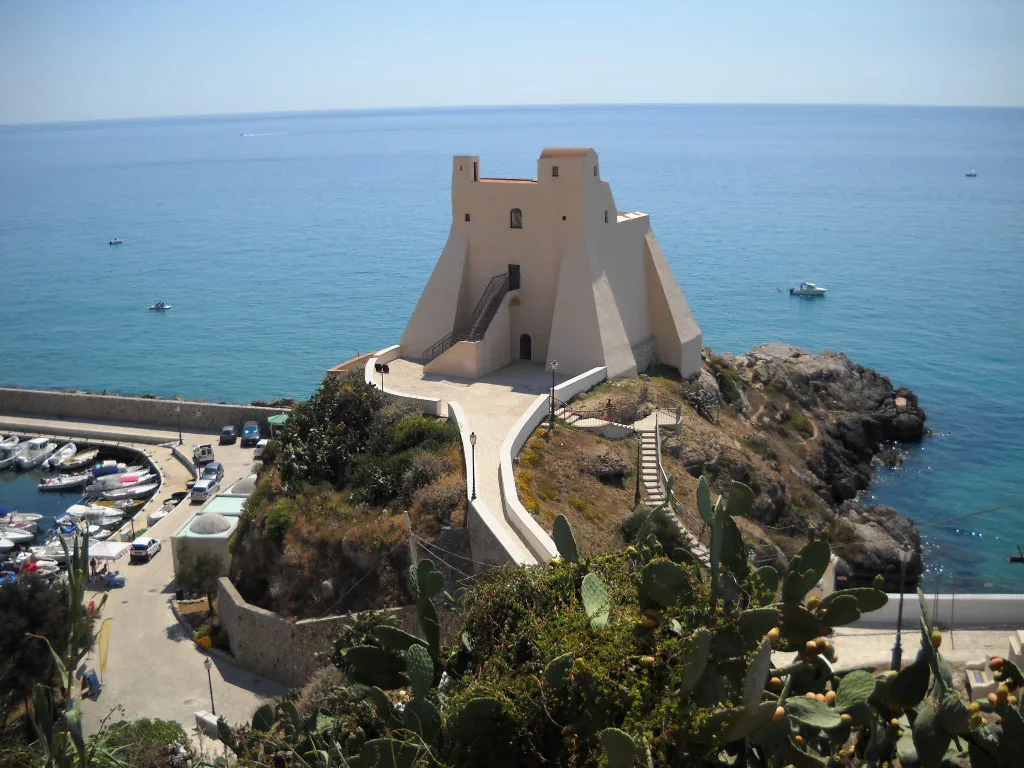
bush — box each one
[410,476,465,526]
[620,504,688,554]
[263,498,294,545]
[98,718,194,768]
[785,410,815,438]
[400,450,453,497]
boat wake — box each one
[240,132,287,137]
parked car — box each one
[219,425,238,444]
[129,537,162,563]
[201,461,224,484]
[190,478,221,503]
[254,439,269,459]
[241,421,261,447]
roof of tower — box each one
[539,148,592,158]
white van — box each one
[254,439,269,459]
[190,478,221,503]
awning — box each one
[267,414,289,426]
[88,541,130,561]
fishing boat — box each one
[38,473,91,492]
[789,282,828,297]
[0,436,18,451]
[99,482,158,501]
[149,302,172,311]
[15,438,57,470]
[84,471,154,496]
[60,448,99,470]
[109,237,123,245]
[0,441,27,470]
[44,442,77,468]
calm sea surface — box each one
[1,105,1022,590]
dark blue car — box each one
[241,421,261,447]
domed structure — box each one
[190,512,232,535]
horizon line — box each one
[2,99,1022,129]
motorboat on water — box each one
[91,460,128,478]
[38,473,91,492]
[109,237,123,245]
[99,481,158,501]
[965,170,977,178]
[60,448,100,470]
[44,442,77,468]
[790,282,828,297]
[0,525,34,544]
[0,436,18,451]
[84,471,154,496]
[149,301,171,311]
[15,438,57,470]
[0,442,28,470]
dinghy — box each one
[38,473,91,492]
[61,448,99,470]
[99,482,158,501]
[44,443,77,468]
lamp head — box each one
[204,656,212,671]
[552,360,558,371]
[470,431,477,447]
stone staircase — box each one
[638,427,711,568]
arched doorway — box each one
[519,334,532,361]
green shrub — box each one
[620,504,688,553]
[263,498,294,545]
[411,476,466,526]
[98,718,194,768]
[785,410,815,438]
[401,450,454,497]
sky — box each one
[1,0,1022,125]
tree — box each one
[175,544,224,615]
[0,575,68,711]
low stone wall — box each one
[0,387,288,433]
[217,577,418,687]
[364,346,443,417]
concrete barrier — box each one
[852,592,1024,630]
[447,401,533,568]
[364,346,443,417]
[496,367,608,563]
[0,387,289,434]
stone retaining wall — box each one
[217,577,418,687]
[0,387,288,433]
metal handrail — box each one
[422,273,509,363]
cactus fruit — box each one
[552,514,580,563]
[582,573,611,630]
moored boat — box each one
[99,482,158,501]
[149,301,172,311]
[44,442,77,468]
[0,436,18,451]
[84,471,154,496]
[0,442,28,470]
[0,525,34,544]
[789,282,828,297]
[60,448,99,470]
[95,498,145,515]
[15,438,57,470]
[38,473,91,492]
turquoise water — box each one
[1,105,1022,589]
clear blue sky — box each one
[2,0,1021,124]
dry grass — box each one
[514,426,638,554]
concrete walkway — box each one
[1,414,288,747]
[387,359,552,560]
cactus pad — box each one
[738,607,780,646]
[835,670,876,713]
[640,560,691,608]
[582,573,611,630]
[544,651,574,689]
[406,644,434,698]
[817,593,861,627]
[819,586,887,614]
[678,629,712,698]
[743,638,773,712]
[785,697,842,730]
[374,625,429,651]
[601,728,639,767]
[552,514,580,563]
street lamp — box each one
[890,544,914,671]
[204,656,216,715]
[469,432,477,502]
[374,362,389,393]
[549,360,559,429]
[175,406,183,446]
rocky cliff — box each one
[659,343,928,591]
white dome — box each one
[190,512,232,535]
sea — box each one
[0,105,1021,591]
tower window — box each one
[604,210,609,223]
[510,208,523,229]
[593,166,598,177]
[465,213,471,222]
[552,166,559,177]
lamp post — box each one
[175,406,183,446]
[469,432,477,502]
[204,656,216,715]
[549,360,558,429]
[374,362,389,393]
[890,544,913,671]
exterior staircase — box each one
[639,426,711,568]
[422,273,510,364]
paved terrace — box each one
[0,414,287,750]
[386,358,554,561]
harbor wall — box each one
[0,387,288,433]
[217,577,419,686]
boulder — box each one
[830,502,923,591]
[580,449,630,485]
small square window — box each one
[552,166,559,177]
[604,210,609,223]
[465,213,471,222]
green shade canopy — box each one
[267,414,290,425]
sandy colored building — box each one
[398,148,702,380]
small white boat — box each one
[61,448,100,470]
[109,237,123,245]
[0,526,34,544]
[84,471,154,495]
[965,170,977,178]
[0,436,18,451]
[6,512,43,526]
[30,544,70,565]
[148,302,172,311]
[0,442,27,470]
[790,282,828,297]
[15,438,57,470]
[38,473,91,492]
[99,482,158,501]
[45,443,77,468]
[0,538,14,553]
[65,505,123,528]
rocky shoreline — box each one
[688,344,928,590]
